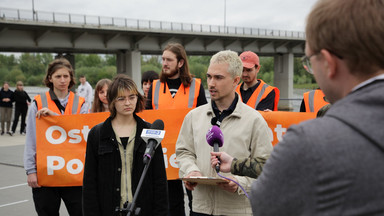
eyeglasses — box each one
[301,53,319,74]
[115,95,138,103]
[301,50,343,74]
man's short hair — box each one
[210,50,243,78]
[79,75,85,78]
[306,0,384,75]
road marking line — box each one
[0,183,28,190]
[0,200,29,208]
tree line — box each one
[0,53,317,89]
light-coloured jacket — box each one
[176,96,273,216]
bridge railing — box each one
[0,7,306,39]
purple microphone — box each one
[206,126,224,172]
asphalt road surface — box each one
[0,131,70,215]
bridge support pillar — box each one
[274,53,294,111]
[55,54,75,69]
[117,50,142,89]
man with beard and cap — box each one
[236,51,280,111]
[145,42,207,216]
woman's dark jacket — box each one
[13,90,31,109]
[0,88,14,108]
[83,114,168,216]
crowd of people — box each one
[1,0,382,215]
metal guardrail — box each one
[0,7,306,39]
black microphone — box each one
[211,117,221,127]
[141,119,165,164]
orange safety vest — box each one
[34,91,85,115]
[236,80,280,111]
[303,89,329,113]
[151,78,201,109]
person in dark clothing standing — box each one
[0,81,14,136]
[11,81,31,135]
[83,74,168,216]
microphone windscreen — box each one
[206,125,224,147]
[151,119,164,130]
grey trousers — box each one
[0,106,12,132]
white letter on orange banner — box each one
[82,126,90,142]
[46,126,67,145]
[47,156,65,175]
[274,124,287,142]
[68,129,81,144]
[66,159,84,174]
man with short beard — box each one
[236,51,280,111]
[146,42,207,216]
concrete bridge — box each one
[0,8,306,110]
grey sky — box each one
[1,0,318,31]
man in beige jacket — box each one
[176,50,272,216]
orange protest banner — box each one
[36,112,109,187]
[261,111,316,146]
[137,109,192,180]
[36,109,316,186]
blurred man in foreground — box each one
[249,0,384,215]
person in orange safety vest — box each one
[300,89,330,113]
[145,42,207,216]
[236,51,280,111]
[24,58,87,216]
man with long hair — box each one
[146,42,207,216]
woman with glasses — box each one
[83,74,168,216]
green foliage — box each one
[75,54,102,68]
[258,57,274,84]
[141,56,161,74]
[0,67,9,83]
[0,53,117,87]
[259,71,274,84]
[27,75,45,86]
[190,62,208,87]
[259,57,274,74]
[75,66,116,87]
[0,54,17,70]
[0,53,317,90]
[105,55,116,66]
[19,53,46,76]
[188,56,210,88]
[9,68,26,83]
[141,64,161,74]
[293,57,316,83]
